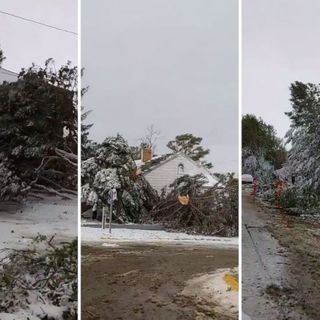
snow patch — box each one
[0,197,77,258]
[0,197,77,319]
[181,268,238,317]
[82,224,238,248]
[101,243,120,248]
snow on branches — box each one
[285,82,320,192]
[0,60,77,200]
[81,135,158,222]
[0,155,27,200]
[0,238,77,319]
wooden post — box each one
[109,201,113,233]
[102,206,105,229]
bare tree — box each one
[140,124,161,153]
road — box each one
[242,193,310,319]
[82,243,238,320]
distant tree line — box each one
[242,114,287,170]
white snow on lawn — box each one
[0,196,77,257]
[0,311,39,320]
[0,297,66,320]
[82,225,238,248]
[0,196,77,320]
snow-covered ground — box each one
[0,311,39,320]
[182,268,238,317]
[82,222,238,248]
[0,297,66,320]
[0,196,77,320]
[0,196,77,257]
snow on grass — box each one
[81,223,238,248]
[0,311,39,320]
[0,196,77,257]
[0,301,65,320]
[0,196,77,319]
[0,296,66,320]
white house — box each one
[136,150,219,194]
[0,67,18,84]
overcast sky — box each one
[82,0,238,174]
[0,0,77,72]
[243,0,320,140]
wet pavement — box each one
[242,193,308,319]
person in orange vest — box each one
[275,179,286,208]
[251,177,258,196]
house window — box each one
[177,163,184,175]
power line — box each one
[0,10,77,35]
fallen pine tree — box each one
[148,174,238,237]
[0,60,78,201]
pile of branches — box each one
[150,174,238,236]
[0,237,77,319]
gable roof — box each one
[136,151,219,187]
[0,67,18,84]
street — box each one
[82,243,238,320]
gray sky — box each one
[82,0,238,173]
[0,0,77,72]
[243,0,320,141]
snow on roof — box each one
[0,67,18,84]
[135,154,169,170]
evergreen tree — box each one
[242,114,287,170]
[285,81,320,191]
[80,71,96,160]
[0,59,77,199]
[0,48,5,66]
[167,133,213,168]
[81,107,95,160]
[82,135,158,222]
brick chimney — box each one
[141,148,152,163]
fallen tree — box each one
[0,59,77,200]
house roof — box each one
[0,67,18,84]
[136,151,219,187]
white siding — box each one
[145,154,213,194]
[0,68,17,84]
